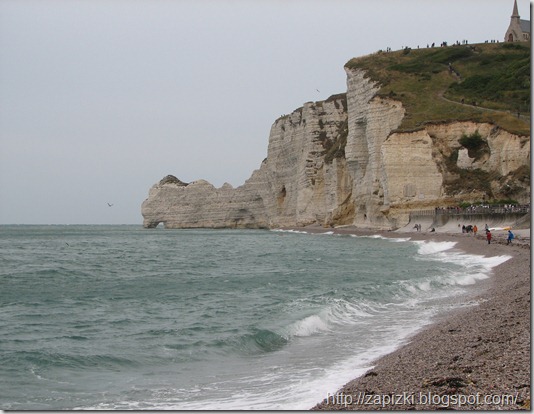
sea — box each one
[0,225,511,410]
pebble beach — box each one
[310,226,531,410]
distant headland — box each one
[142,38,530,231]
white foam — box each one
[413,240,457,255]
[325,299,376,322]
[388,237,412,242]
[350,234,411,243]
[296,328,423,409]
[478,254,513,268]
[288,314,329,337]
[415,243,512,272]
[410,239,512,292]
[266,314,433,410]
[413,240,511,269]
[417,280,432,291]
[282,299,376,339]
[454,272,489,285]
[270,229,309,235]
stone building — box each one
[504,0,530,42]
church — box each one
[504,0,530,42]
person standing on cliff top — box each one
[486,230,492,244]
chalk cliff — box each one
[142,68,530,230]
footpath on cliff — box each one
[305,225,531,410]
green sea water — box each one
[0,225,510,409]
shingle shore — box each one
[301,227,531,410]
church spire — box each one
[511,0,520,18]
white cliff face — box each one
[141,178,269,229]
[260,99,349,227]
[344,68,406,228]
[425,122,530,176]
[142,96,350,228]
[381,130,444,206]
[142,69,530,230]
[485,128,530,176]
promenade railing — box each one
[409,204,530,220]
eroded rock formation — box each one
[142,68,530,229]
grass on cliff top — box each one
[345,42,530,135]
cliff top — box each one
[345,42,530,135]
[159,175,189,186]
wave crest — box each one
[413,240,457,255]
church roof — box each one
[520,19,531,33]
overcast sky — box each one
[0,0,529,224]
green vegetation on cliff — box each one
[345,42,530,135]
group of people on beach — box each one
[484,226,515,245]
[464,224,515,245]
[461,224,477,234]
[412,223,435,233]
[459,223,515,245]
[412,221,516,245]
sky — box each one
[0,0,530,224]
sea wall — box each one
[142,68,530,229]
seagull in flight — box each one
[316,89,320,93]
[107,203,114,207]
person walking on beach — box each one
[507,230,514,245]
[486,230,492,244]
[473,225,478,236]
